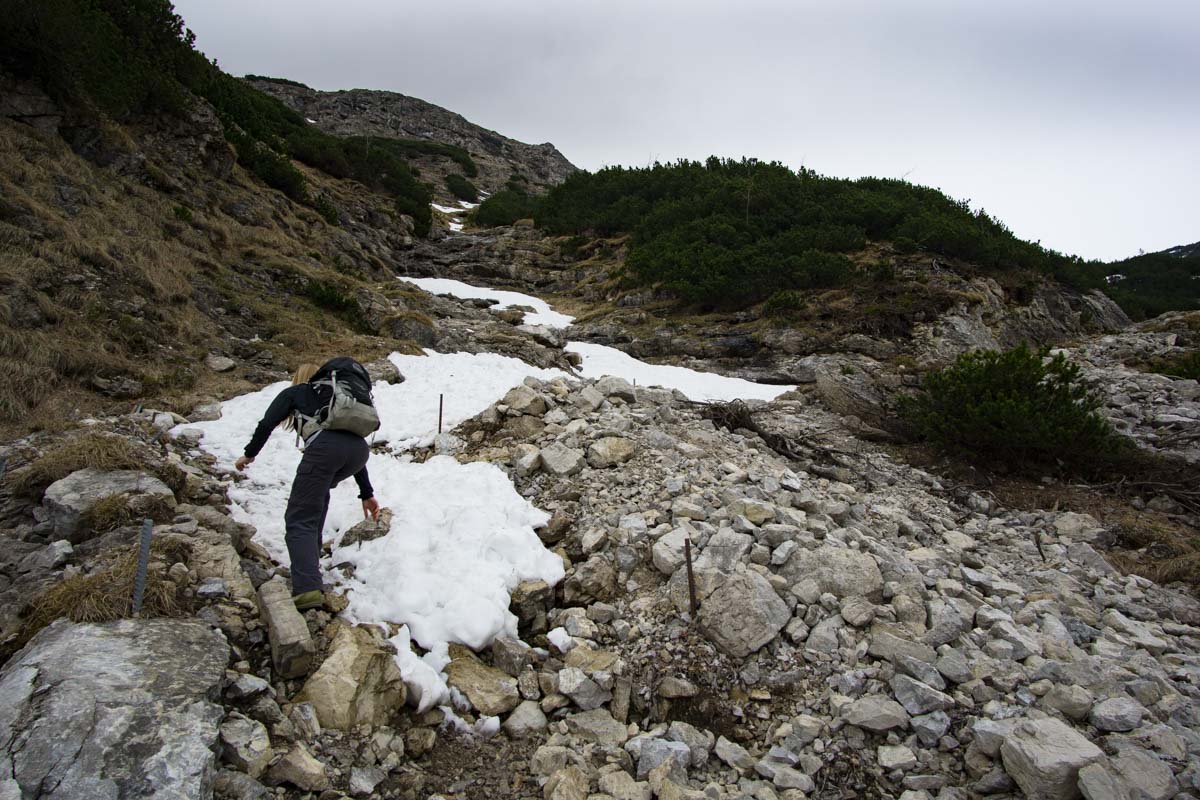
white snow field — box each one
[177,282,792,711]
[566,341,794,402]
[178,349,567,710]
[398,276,575,328]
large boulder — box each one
[43,468,176,543]
[0,619,228,798]
[999,718,1103,800]
[698,568,791,658]
[295,623,406,730]
[778,545,883,601]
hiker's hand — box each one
[235,456,253,472]
[362,497,380,521]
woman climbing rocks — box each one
[235,358,381,610]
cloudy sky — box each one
[175,0,1198,262]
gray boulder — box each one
[779,545,883,601]
[541,443,586,476]
[1000,718,1103,800]
[0,619,228,799]
[43,468,176,542]
[698,569,791,657]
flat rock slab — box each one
[44,468,176,543]
[1000,718,1103,800]
[0,618,228,799]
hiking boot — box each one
[292,590,324,611]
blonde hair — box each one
[292,363,320,385]
[283,363,322,430]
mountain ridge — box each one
[246,77,577,200]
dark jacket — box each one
[244,384,375,499]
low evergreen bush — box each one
[445,174,479,203]
[901,345,1121,469]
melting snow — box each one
[176,282,791,710]
[398,276,575,328]
[567,341,794,402]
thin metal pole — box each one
[131,519,153,616]
[438,394,444,434]
[684,537,698,619]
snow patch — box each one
[566,341,795,402]
[398,277,575,328]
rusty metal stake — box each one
[684,536,698,619]
[438,393,444,434]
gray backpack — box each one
[294,358,381,442]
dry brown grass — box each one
[0,113,444,436]
[7,432,147,496]
[79,491,176,535]
[2,538,191,662]
[1108,513,1200,587]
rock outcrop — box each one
[246,79,576,199]
[0,619,228,799]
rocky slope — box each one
[2,249,1200,799]
[247,79,577,200]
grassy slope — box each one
[0,115,425,436]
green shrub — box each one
[473,188,538,227]
[901,344,1120,469]
[1143,351,1200,381]
[312,195,339,225]
[445,174,479,203]
[762,290,807,318]
[172,205,193,223]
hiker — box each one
[235,357,381,610]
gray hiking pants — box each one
[284,430,369,595]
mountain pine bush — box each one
[901,345,1121,469]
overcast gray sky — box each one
[175,0,1198,262]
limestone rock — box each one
[565,709,629,745]
[545,766,590,800]
[43,468,176,542]
[219,713,273,779]
[595,375,636,401]
[1089,697,1146,733]
[268,744,330,792]
[256,578,315,679]
[599,770,652,800]
[349,765,387,797]
[714,736,755,772]
[635,738,691,781]
[587,436,637,468]
[444,649,521,716]
[652,527,691,575]
[558,666,612,710]
[999,718,1103,800]
[295,623,407,729]
[339,508,394,548]
[503,700,548,738]
[0,619,228,799]
[698,568,791,657]
[503,384,548,415]
[842,696,910,731]
[541,442,586,476]
[206,353,236,372]
[779,545,883,601]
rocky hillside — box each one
[1,305,1199,798]
[247,78,577,199]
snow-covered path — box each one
[178,279,794,714]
